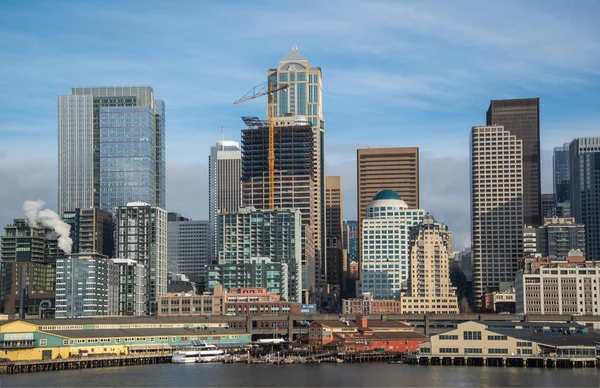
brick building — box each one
[302,315,426,352]
[158,284,301,317]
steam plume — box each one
[23,200,73,254]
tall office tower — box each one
[537,218,585,260]
[361,190,425,299]
[215,207,303,303]
[58,86,165,216]
[471,126,523,307]
[268,46,326,295]
[62,208,114,257]
[553,143,571,204]
[486,98,540,226]
[325,176,344,295]
[167,216,210,288]
[0,220,59,316]
[541,194,556,219]
[108,258,147,316]
[343,221,358,263]
[116,202,168,314]
[570,137,600,260]
[241,116,321,300]
[55,253,109,318]
[357,147,419,280]
[209,141,242,261]
[401,214,458,314]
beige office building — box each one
[401,215,459,314]
[470,126,523,307]
[357,147,419,280]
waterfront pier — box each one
[0,353,172,375]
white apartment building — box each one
[515,255,600,315]
[361,190,425,299]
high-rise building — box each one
[241,116,319,300]
[361,190,425,299]
[209,141,242,261]
[107,258,146,316]
[541,194,556,219]
[343,221,358,263]
[0,220,60,316]
[553,143,571,204]
[325,176,343,294]
[538,218,585,260]
[401,215,459,314]
[569,137,600,261]
[268,46,326,298]
[115,202,168,314]
[486,98,541,226]
[55,253,109,318]
[357,147,419,281]
[470,125,523,306]
[167,216,210,288]
[58,86,165,216]
[62,208,114,257]
[215,207,302,303]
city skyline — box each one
[1,1,599,250]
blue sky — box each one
[0,0,599,249]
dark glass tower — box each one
[487,98,541,226]
[553,144,571,204]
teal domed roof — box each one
[372,190,402,201]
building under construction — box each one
[241,115,324,301]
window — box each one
[439,335,459,340]
[463,331,482,340]
[440,348,459,353]
[517,342,532,347]
[488,335,507,341]
[489,348,508,354]
[464,348,482,354]
[63,339,69,345]
[39,339,47,346]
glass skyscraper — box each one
[553,143,571,204]
[58,86,165,216]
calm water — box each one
[1,363,599,387]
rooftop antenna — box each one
[221,126,224,150]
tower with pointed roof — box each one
[267,46,327,302]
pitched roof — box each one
[367,321,412,328]
[280,47,308,64]
[487,328,600,347]
[313,320,357,328]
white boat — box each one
[195,342,224,362]
[172,349,201,364]
[171,341,225,364]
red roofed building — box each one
[302,315,427,352]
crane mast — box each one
[234,81,289,210]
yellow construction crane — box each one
[234,81,289,210]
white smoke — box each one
[23,200,73,254]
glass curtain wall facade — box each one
[58,86,165,216]
[553,144,571,204]
[100,106,156,214]
[570,138,600,261]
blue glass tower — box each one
[58,86,165,215]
